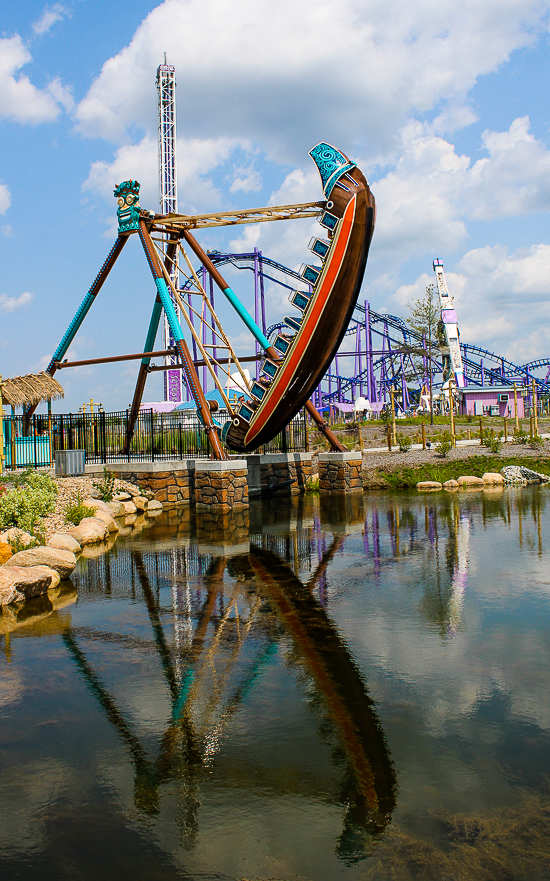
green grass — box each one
[375,455,550,489]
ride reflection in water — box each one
[58,498,396,863]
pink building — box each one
[457,386,525,418]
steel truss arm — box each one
[137,221,227,459]
[152,201,325,232]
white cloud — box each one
[74,0,550,159]
[367,117,550,265]
[0,35,68,123]
[392,243,550,364]
[1,225,12,237]
[229,166,262,194]
[0,184,11,214]
[0,291,33,313]
[32,3,68,36]
[83,134,245,213]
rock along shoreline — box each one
[0,475,164,609]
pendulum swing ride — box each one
[32,143,376,459]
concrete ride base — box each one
[318,452,363,493]
[246,453,314,497]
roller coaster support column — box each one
[181,230,345,453]
[139,221,227,460]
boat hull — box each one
[225,157,375,453]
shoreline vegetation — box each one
[366,455,550,489]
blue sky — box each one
[1,0,550,411]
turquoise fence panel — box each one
[4,436,51,468]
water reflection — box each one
[57,518,396,861]
[2,485,550,880]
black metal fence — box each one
[1,408,309,470]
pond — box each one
[1,488,549,880]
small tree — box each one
[406,284,440,425]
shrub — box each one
[514,427,529,445]
[483,431,502,454]
[305,476,320,493]
[529,434,544,450]
[397,433,412,452]
[435,433,453,457]
[7,532,41,553]
[93,467,116,502]
[0,471,57,535]
[64,492,97,526]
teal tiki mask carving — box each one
[114,180,141,233]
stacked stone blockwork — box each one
[318,452,363,493]
[86,461,195,505]
[194,460,248,512]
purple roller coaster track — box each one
[174,249,550,415]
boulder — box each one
[0,565,60,605]
[4,546,77,580]
[0,543,13,564]
[69,517,109,546]
[482,472,504,485]
[132,496,148,512]
[114,492,132,502]
[457,475,485,487]
[0,527,33,547]
[416,481,442,491]
[121,500,137,515]
[87,508,119,533]
[124,484,140,497]
[82,497,114,516]
[107,500,126,518]
[47,533,82,554]
[443,479,459,490]
[147,499,163,512]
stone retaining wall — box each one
[318,452,363,493]
[195,461,248,511]
[86,461,195,506]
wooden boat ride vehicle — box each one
[222,143,376,454]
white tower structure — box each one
[433,259,465,389]
[157,55,181,402]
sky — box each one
[1,0,550,412]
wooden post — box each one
[421,423,426,450]
[503,417,508,443]
[530,414,534,441]
[47,399,54,467]
[514,383,519,432]
[387,424,392,452]
[0,376,4,476]
[479,416,483,445]
[390,386,397,447]
[532,378,538,438]
[357,423,363,453]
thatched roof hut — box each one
[0,372,64,409]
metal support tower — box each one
[157,55,182,402]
